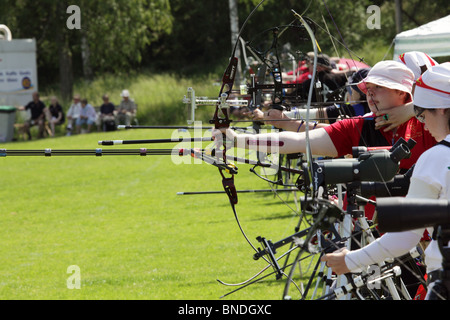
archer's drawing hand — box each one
[321,248,351,275]
[375,102,415,132]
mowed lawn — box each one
[0,128,308,300]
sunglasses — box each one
[414,105,426,123]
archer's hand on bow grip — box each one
[321,248,351,275]
[211,127,237,151]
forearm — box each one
[345,177,439,273]
[272,120,328,133]
[232,128,338,157]
[283,108,318,120]
[251,108,326,132]
[233,130,304,154]
[345,231,422,272]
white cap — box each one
[396,51,438,80]
[357,60,415,102]
[413,62,450,109]
[121,89,130,97]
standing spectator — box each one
[116,89,137,126]
[97,94,116,131]
[76,98,97,134]
[48,96,65,137]
[66,94,82,136]
[16,91,46,140]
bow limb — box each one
[292,11,318,199]
[212,0,268,207]
[210,0,270,256]
[279,10,321,301]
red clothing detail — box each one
[323,114,436,171]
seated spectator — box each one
[48,96,65,137]
[97,94,116,131]
[66,94,81,136]
[16,91,46,140]
[76,98,97,134]
[116,89,137,126]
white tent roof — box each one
[393,15,450,58]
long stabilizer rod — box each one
[0,148,178,157]
[0,148,302,176]
[117,125,244,130]
[98,137,213,145]
[177,188,299,195]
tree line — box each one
[1,0,447,101]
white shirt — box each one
[67,102,81,118]
[345,134,450,274]
[79,104,97,122]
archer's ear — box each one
[438,108,449,116]
[396,90,411,104]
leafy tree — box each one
[0,0,173,100]
[80,0,173,75]
[2,0,448,97]
[146,0,231,73]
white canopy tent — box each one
[393,15,450,59]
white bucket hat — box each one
[357,60,415,102]
[121,89,130,97]
[396,51,438,80]
[413,62,450,109]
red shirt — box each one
[286,62,310,84]
[286,72,311,84]
[323,114,436,171]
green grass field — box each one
[0,128,313,300]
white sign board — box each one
[0,39,38,107]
